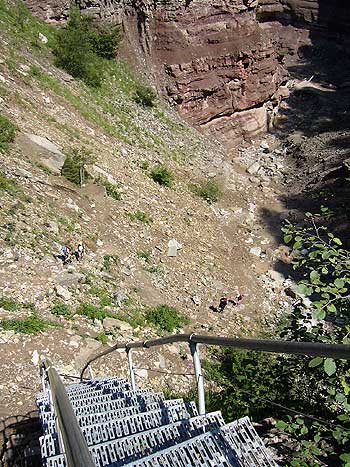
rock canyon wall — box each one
[24,0,349,147]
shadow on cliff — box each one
[257,7,350,278]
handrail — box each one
[41,360,95,467]
[80,333,350,381]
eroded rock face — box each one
[24,0,349,146]
[146,1,284,146]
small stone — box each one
[14,168,33,178]
[250,246,262,257]
[38,32,48,43]
[55,285,71,301]
[134,368,148,379]
[268,270,286,283]
[247,162,261,175]
[31,350,40,366]
[191,295,201,306]
[103,317,133,332]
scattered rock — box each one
[250,246,262,257]
[38,32,48,43]
[167,239,182,257]
[14,168,33,178]
[103,318,133,332]
[55,272,84,287]
[55,285,71,301]
[31,350,40,366]
[268,270,286,284]
[247,162,261,175]
[191,295,201,306]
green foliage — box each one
[150,165,173,187]
[76,303,114,322]
[102,254,119,272]
[0,313,58,334]
[90,24,121,59]
[0,297,19,311]
[190,178,222,204]
[145,304,189,333]
[0,114,17,151]
[136,250,151,262]
[52,7,121,86]
[128,210,152,224]
[53,7,100,86]
[61,146,96,185]
[97,177,121,201]
[133,84,157,108]
[51,301,71,318]
[95,331,108,344]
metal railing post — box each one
[190,342,206,415]
[127,348,137,391]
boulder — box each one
[55,285,71,301]
[103,317,133,332]
[21,134,66,174]
[55,272,84,287]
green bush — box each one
[0,313,58,334]
[95,331,108,344]
[61,146,96,185]
[0,297,20,311]
[90,25,121,59]
[96,177,121,200]
[51,301,71,318]
[0,114,17,151]
[145,304,189,333]
[133,84,157,108]
[136,250,151,262]
[102,254,119,272]
[76,303,113,322]
[53,7,121,86]
[128,210,152,224]
[150,165,173,187]
[191,178,222,204]
[53,7,101,87]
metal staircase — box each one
[34,333,350,467]
[36,376,276,467]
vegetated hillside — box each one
[0,1,292,416]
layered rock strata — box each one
[23,0,349,147]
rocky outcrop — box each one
[23,0,350,147]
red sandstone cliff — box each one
[22,0,350,147]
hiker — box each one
[60,245,72,265]
[75,243,84,262]
[210,294,244,313]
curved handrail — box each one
[80,333,350,380]
[41,360,95,467]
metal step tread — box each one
[42,402,196,436]
[40,411,225,459]
[68,389,154,407]
[121,416,277,467]
[72,392,166,416]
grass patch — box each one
[0,313,59,334]
[0,114,17,151]
[144,265,161,274]
[133,84,157,108]
[94,331,109,344]
[136,250,151,262]
[127,210,152,224]
[150,165,173,187]
[102,254,119,272]
[190,178,222,204]
[145,304,189,333]
[76,303,114,322]
[95,176,121,201]
[51,301,71,318]
[0,297,20,311]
